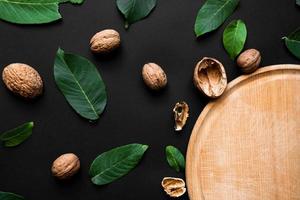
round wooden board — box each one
[186,65,300,200]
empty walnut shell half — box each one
[161,177,186,198]
[173,101,189,131]
[193,57,227,98]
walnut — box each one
[237,49,261,74]
[90,29,121,53]
[173,101,189,131]
[51,153,80,180]
[142,63,167,90]
[2,63,43,98]
[193,57,227,98]
[161,177,186,198]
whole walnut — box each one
[142,63,167,90]
[51,153,80,180]
[90,29,121,53]
[237,49,261,74]
[2,63,43,98]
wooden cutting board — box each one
[186,65,300,200]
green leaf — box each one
[165,145,185,172]
[59,0,84,4]
[296,0,300,6]
[223,19,247,59]
[283,27,300,59]
[0,0,84,24]
[116,0,157,28]
[0,191,24,200]
[89,143,148,185]
[194,0,239,37]
[0,122,33,147]
[54,48,107,121]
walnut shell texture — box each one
[51,153,80,180]
[2,63,43,98]
[237,49,261,74]
[142,63,167,90]
[173,101,189,131]
[161,177,186,198]
[193,57,227,98]
[90,29,121,53]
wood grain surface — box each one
[186,65,300,200]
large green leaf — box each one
[283,27,300,59]
[0,191,25,200]
[194,0,239,37]
[116,0,157,28]
[89,143,148,185]
[0,122,33,147]
[54,48,107,121]
[223,19,247,59]
[0,0,84,24]
[165,145,185,172]
[59,0,84,3]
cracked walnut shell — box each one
[161,177,186,198]
[142,63,167,90]
[51,153,80,180]
[90,29,121,53]
[193,57,227,98]
[2,63,43,98]
[173,101,189,131]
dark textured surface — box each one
[0,0,299,199]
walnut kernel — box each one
[173,101,189,131]
[161,177,186,198]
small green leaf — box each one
[165,145,185,172]
[223,19,247,59]
[116,0,157,28]
[283,27,300,59]
[0,0,84,24]
[194,0,239,37]
[89,143,148,185]
[54,48,107,121]
[0,191,24,200]
[0,122,33,147]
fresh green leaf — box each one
[89,143,148,185]
[0,0,84,24]
[194,0,239,37]
[0,122,33,147]
[54,48,107,121]
[223,19,247,59]
[116,0,157,28]
[0,191,24,200]
[283,27,300,59]
[60,0,84,4]
[296,0,300,6]
[165,145,185,172]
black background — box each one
[0,0,299,199]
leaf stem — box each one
[124,21,129,29]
